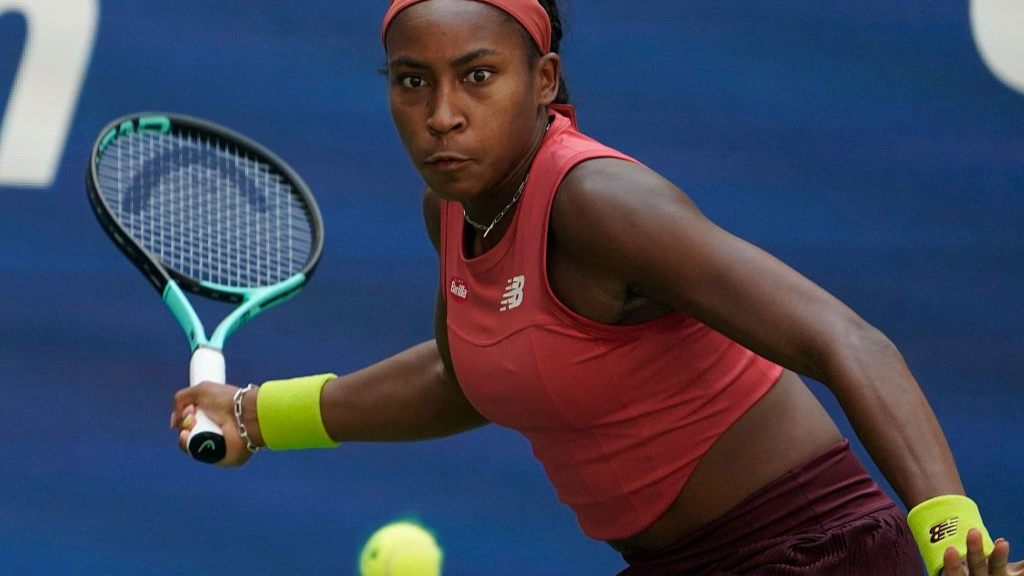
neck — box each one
[462,114,550,248]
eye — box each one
[400,75,426,89]
[465,69,493,84]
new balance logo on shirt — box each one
[500,275,525,311]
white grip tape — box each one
[190,346,226,386]
[186,347,226,462]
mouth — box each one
[425,153,472,171]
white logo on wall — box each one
[500,275,525,312]
[0,0,99,188]
[971,0,1024,95]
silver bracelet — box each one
[233,384,262,454]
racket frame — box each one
[86,112,325,463]
[87,113,324,309]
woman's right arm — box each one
[281,187,487,443]
[316,337,486,442]
[316,187,487,441]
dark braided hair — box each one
[533,0,570,104]
[504,0,570,104]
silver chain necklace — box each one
[463,119,550,238]
[463,175,528,238]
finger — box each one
[942,549,965,576]
[988,539,1009,575]
[176,405,196,430]
[944,545,966,576]
[173,385,202,414]
[178,428,189,454]
[170,403,194,428]
[967,529,988,576]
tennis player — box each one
[173,1,1020,574]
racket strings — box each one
[96,131,315,288]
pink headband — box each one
[382,0,552,54]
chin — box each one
[422,173,484,203]
[427,183,481,203]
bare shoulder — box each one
[559,157,685,201]
[552,158,704,275]
[422,187,443,253]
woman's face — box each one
[385,0,552,202]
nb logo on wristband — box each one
[929,517,960,543]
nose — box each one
[426,85,465,135]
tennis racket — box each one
[86,113,324,464]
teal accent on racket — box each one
[87,112,324,464]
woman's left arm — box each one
[556,158,959,504]
[561,156,1024,569]
[554,159,1018,574]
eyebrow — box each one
[452,48,501,67]
[388,48,502,71]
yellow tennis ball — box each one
[359,521,443,576]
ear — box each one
[536,53,561,106]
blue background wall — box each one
[0,1,1021,574]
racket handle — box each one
[187,346,227,464]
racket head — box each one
[86,113,324,304]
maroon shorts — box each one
[617,441,922,575]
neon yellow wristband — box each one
[256,373,341,450]
[907,495,994,576]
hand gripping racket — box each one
[87,113,324,464]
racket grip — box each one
[187,346,227,464]
[190,345,225,385]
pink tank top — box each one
[440,106,783,540]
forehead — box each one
[385,0,523,56]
